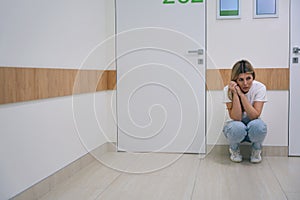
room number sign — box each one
[163,0,203,4]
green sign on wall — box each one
[163,0,203,4]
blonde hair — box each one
[228,60,255,100]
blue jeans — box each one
[223,118,267,151]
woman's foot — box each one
[250,149,262,163]
[229,148,243,162]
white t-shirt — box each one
[223,80,267,120]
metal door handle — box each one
[188,49,203,55]
[293,47,300,54]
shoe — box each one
[250,149,262,163]
[229,148,242,162]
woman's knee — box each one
[247,119,267,138]
[223,121,247,139]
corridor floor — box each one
[38,150,300,200]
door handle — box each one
[293,47,300,54]
[188,49,204,55]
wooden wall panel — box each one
[96,71,108,91]
[206,69,230,90]
[0,68,17,104]
[206,68,289,90]
[36,68,53,99]
[73,70,103,94]
[0,67,288,105]
[0,67,117,105]
[255,68,289,90]
[16,68,36,102]
[107,70,117,90]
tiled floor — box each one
[38,151,300,200]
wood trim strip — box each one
[206,68,289,90]
[0,67,117,105]
[0,67,288,104]
[107,70,117,90]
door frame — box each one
[289,0,300,156]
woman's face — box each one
[236,73,253,93]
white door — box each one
[289,0,300,156]
[116,0,206,154]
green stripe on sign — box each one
[220,10,239,16]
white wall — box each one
[207,0,289,69]
[0,0,115,70]
[0,0,116,199]
[206,0,289,147]
[0,92,115,200]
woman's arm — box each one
[226,82,243,121]
[226,94,243,121]
[236,86,265,120]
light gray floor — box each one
[38,151,300,200]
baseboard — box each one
[207,144,288,157]
[11,142,115,200]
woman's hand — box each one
[229,81,243,96]
[234,85,242,96]
[227,81,243,121]
[229,81,237,93]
